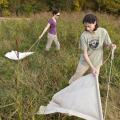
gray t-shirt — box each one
[80,27,112,67]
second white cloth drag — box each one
[5,50,34,60]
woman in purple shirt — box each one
[39,9,60,51]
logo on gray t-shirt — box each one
[89,39,99,49]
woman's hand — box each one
[110,44,117,50]
[91,67,99,76]
[38,23,50,40]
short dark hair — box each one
[83,14,98,31]
[52,9,59,15]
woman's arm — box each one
[103,29,117,49]
[83,48,99,75]
[39,23,50,39]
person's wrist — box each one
[90,65,94,70]
[112,44,116,49]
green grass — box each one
[0,12,120,120]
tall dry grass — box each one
[0,12,120,120]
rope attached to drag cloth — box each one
[104,48,115,120]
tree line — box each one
[0,0,120,16]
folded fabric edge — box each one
[36,105,98,120]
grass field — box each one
[0,12,120,120]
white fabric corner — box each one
[5,50,34,60]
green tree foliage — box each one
[72,0,120,15]
[102,0,120,15]
[8,0,46,16]
[97,0,120,14]
[0,0,8,8]
[44,0,73,11]
[72,0,98,11]
[72,0,81,11]
[9,0,21,16]
[114,0,120,4]
[0,0,120,16]
[0,0,9,16]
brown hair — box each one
[83,14,98,31]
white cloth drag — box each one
[37,74,103,120]
[5,50,34,60]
